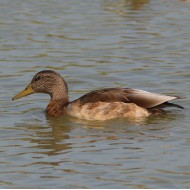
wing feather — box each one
[74,88,181,109]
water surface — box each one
[0,0,190,188]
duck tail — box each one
[165,102,184,109]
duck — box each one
[12,70,184,120]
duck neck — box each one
[47,82,69,116]
[47,98,69,117]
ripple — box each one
[0,0,190,188]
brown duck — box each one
[12,70,184,120]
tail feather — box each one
[164,102,184,109]
[152,101,184,109]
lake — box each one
[0,0,190,188]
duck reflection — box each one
[14,108,183,159]
[15,115,74,157]
[44,115,72,155]
[15,114,110,157]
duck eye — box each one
[35,76,41,81]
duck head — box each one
[12,70,69,101]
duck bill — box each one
[12,84,35,100]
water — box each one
[0,0,190,188]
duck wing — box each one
[74,88,183,109]
[122,88,184,109]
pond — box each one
[0,0,190,188]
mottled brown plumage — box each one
[47,99,68,117]
[12,70,184,120]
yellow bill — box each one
[12,84,35,100]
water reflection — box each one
[13,109,180,158]
[126,0,150,10]
[104,0,150,15]
[14,117,73,157]
[11,108,185,188]
[44,116,72,156]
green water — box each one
[0,0,190,188]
